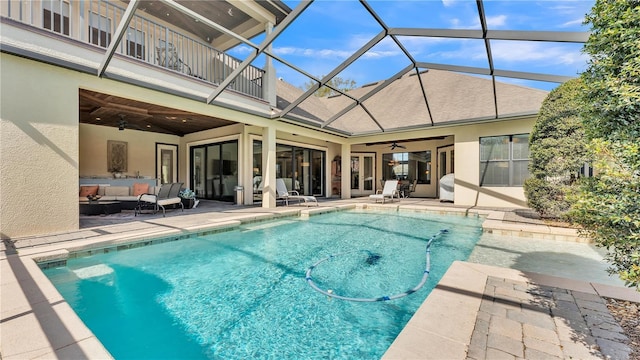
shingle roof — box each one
[276,69,548,135]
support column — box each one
[263,22,277,107]
[341,143,351,199]
[261,125,277,208]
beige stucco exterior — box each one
[1,50,537,239]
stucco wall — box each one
[453,119,535,208]
[1,54,80,238]
[80,124,179,179]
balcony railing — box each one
[1,0,264,99]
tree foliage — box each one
[568,0,640,290]
[302,76,356,97]
[524,79,589,218]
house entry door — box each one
[436,145,454,197]
[156,143,178,185]
[350,153,375,197]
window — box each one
[480,134,530,186]
[126,28,145,60]
[43,0,70,35]
[89,12,111,48]
[382,151,431,184]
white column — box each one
[341,143,351,199]
[263,22,277,107]
[261,125,277,207]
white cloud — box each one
[269,34,403,61]
[271,46,353,59]
[486,15,507,28]
[442,0,456,7]
[448,14,507,29]
[560,18,585,28]
[490,41,583,64]
[229,45,253,54]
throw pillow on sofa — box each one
[133,183,149,196]
[79,185,99,197]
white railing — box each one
[1,0,264,99]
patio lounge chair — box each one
[369,180,400,203]
[156,41,192,75]
[276,178,318,206]
[135,182,184,216]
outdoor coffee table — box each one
[79,201,122,216]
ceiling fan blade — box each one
[390,142,406,150]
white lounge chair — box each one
[135,182,184,216]
[369,180,400,203]
[276,178,318,206]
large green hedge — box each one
[568,0,640,290]
[524,79,588,218]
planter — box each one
[181,198,195,209]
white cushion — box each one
[157,197,182,206]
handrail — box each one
[0,0,264,99]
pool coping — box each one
[1,201,634,359]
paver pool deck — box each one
[2,199,639,359]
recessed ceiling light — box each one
[95,117,101,120]
[182,119,187,123]
[166,116,177,120]
[146,125,151,128]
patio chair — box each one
[276,178,318,206]
[369,180,400,203]
[135,182,184,217]
[156,41,192,75]
[407,179,418,197]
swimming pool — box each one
[43,210,483,359]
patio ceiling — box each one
[79,90,235,136]
[124,0,290,51]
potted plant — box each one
[179,188,197,209]
[109,166,124,178]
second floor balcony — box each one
[1,0,289,100]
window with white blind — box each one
[88,12,111,48]
[479,134,530,186]
[126,28,145,60]
[43,0,70,35]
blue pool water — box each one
[44,210,483,359]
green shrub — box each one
[568,0,640,290]
[523,79,588,219]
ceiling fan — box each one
[118,115,127,131]
[390,141,406,150]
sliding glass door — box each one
[253,141,325,198]
[190,140,238,202]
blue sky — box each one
[229,1,595,92]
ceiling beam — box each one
[486,30,590,43]
[493,70,575,83]
[477,0,498,119]
[415,62,492,76]
[413,67,434,126]
[212,21,264,51]
[230,1,276,23]
[388,28,589,43]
